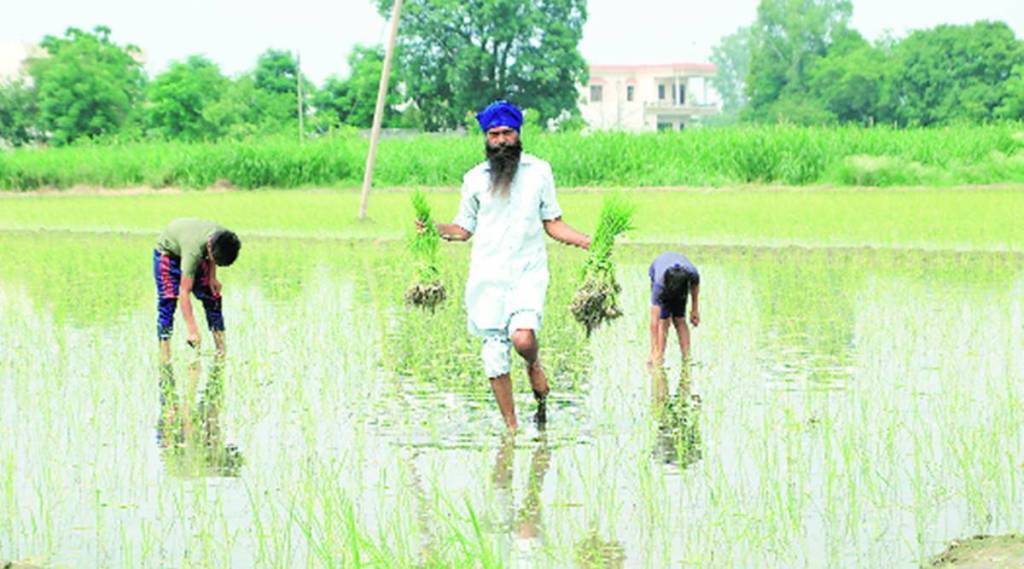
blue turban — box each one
[476,100,523,133]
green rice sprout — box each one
[405,190,447,309]
[571,194,634,336]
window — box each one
[590,85,603,103]
[679,85,687,105]
[626,85,635,102]
[658,85,665,100]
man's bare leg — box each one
[512,329,548,425]
[648,306,670,368]
[672,317,691,362]
[490,374,518,430]
[511,329,548,400]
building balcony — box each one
[643,100,719,115]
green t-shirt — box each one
[156,218,223,278]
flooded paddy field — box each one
[1,228,1022,568]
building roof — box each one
[590,63,717,75]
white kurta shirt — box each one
[452,153,563,334]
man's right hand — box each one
[415,219,426,234]
[187,330,201,349]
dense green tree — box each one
[996,64,1024,120]
[254,49,301,95]
[891,21,1024,125]
[808,33,896,124]
[0,79,40,146]
[27,26,146,145]
[146,55,228,140]
[313,45,402,129]
[202,75,294,138]
[374,0,588,130]
[745,0,853,117]
[252,49,314,120]
[710,26,751,113]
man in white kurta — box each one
[427,100,591,430]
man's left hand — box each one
[690,310,700,327]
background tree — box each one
[996,64,1024,120]
[28,26,146,145]
[313,45,402,129]
[252,49,312,120]
[202,75,294,138]
[744,0,853,121]
[146,55,228,140]
[374,0,588,131]
[710,26,751,113]
[0,79,40,146]
[891,21,1023,125]
[807,33,896,125]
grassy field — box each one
[1,186,1023,251]
[1,124,1023,190]
[1,186,1022,568]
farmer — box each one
[420,100,591,430]
[154,218,241,365]
[648,251,700,366]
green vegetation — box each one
[2,186,1023,251]
[571,195,634,335]
[717,2,1024,125]
[1,223,1022,567]
[371,0,588,130]
[405,190,447,308]
[2,124,1023,190]
[3,2,1020,147]
[27,26,146,145]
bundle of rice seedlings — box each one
[571,194,634,336]
[405,190,447,310]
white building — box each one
[579,63,720,132]
[0,42,43,82]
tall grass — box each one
[1,124,1023,190]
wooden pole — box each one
[359,0,403,220]
[296,52,304,144]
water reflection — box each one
[743,250,862,388]
[650,366,702,469]
[574,529,626,568]
[493,431,552,563]
[157,354,243,478]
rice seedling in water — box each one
[405,190,447,310]
[571,195,634,336]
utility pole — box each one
[359,0,403,220]
[296,52,304,144]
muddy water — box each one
[0,233,1022,568]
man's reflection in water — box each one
[157,351,243,478]
[650,364,702,469]
[493,429,552,564]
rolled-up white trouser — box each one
[479,310,542,379]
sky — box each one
[1,0,1022,85]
